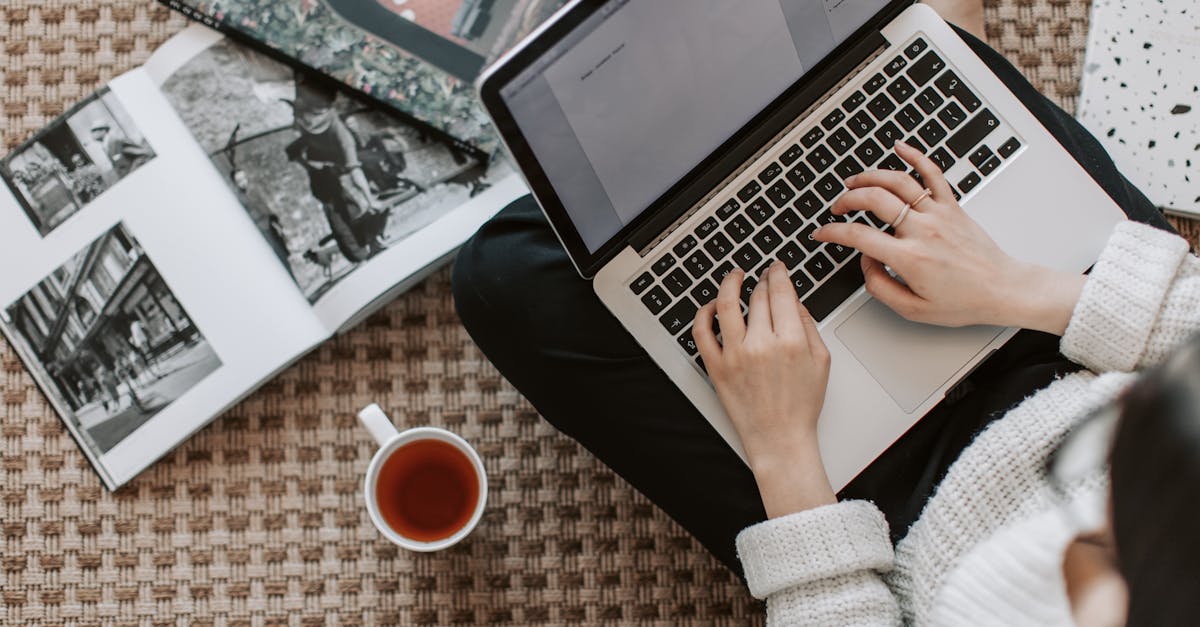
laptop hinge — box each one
[630,32,890,256]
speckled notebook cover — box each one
[1077,0,1200,217]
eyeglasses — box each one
[1045,401,1123,493]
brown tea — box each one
[375,439,479,542]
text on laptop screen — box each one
[500,0,890,253]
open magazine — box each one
[161,0,570,152]
[0,25,526,490]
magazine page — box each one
[145,26,529,331]
[160,0,569,152]
[0,52,328,488]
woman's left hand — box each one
[693,262,837,517]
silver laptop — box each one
[477,0,1125,489]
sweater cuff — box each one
[1062,222,1190,372]
[735,500,893,600]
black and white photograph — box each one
[1,224,221,455]
[160,39,507,303]
[0,88,156,236]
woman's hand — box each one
[813,141,1085,335]
[693,262,836,518]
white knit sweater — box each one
[735,222,1199,625]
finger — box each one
[716,269,747,345]
[796,300,825,355]
[860,255,927,320]
[829,186,910,226]
[894,140,954,202]
[693,301,723,364]
[746,268,773,334]
[813,221,906,268]
[766,261,803,338]
[842,169,926,211]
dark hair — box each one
[1110,333,1200,626]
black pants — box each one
[452,28,1173,577]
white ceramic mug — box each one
[358,404,488,552]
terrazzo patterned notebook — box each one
[1077,0,1199,217]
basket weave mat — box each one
[1,1,1196,625]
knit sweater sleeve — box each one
[736,501,900,626]
[1061,221,1198,373]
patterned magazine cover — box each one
[161,0,568,153]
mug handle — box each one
[358,404,398,447]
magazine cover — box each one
[160,0,569,153]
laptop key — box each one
[958,171,982,194]
[781,143,804,166]
[814,173,844,201]
[737,180,762,203]
[659,298,697,335]
[694,216,720,240]
[776,241,805,269]
[733,244,763,272]
[864,72,888,94]
[934,70,981,112]
[854,138,885,166]
[786,161,815,189]
[716,198,740,220]
[929,146,955,173]
[997,137,1021,159]
[874,121,903,147]
[765,179,796,209]
[790,269,816,299]
[906,50,946,86]
[630,272,654,295]
[867,93,896,120]
[915,87,944,114]
[683,249,714,279]
[884,55,908,77]
[725,215,755,243]
[772,206,803,236]
[664,267,692,297]
[677,328,699,355]
[704,232,734,259]
[937,101,967,130]
[690,279,719,306]
[917,119,947,146]
[739,274,758,306]
[806,145,836,172]
[842,90,867,113]
[827,128,855,156]
[946,108,999,157]
[815,208,845,227]
[794,191,823,218]
[753,225,783,255]
[758,162,784,184]
[904,136,927,154]
[710,260,736,284]
[652,253,676,276]
[804,251,836,281]
[834,156,864,179]
[822,109,846,130]
[828,241,854,263]
[896,104,923,132]
[878,154,907,172]
[978,155,1002,177]
[803,257,866,322]
[904,37,928,60]
[886,76,916,103]
[673,235,698,257]
[641,285,670,315]
[847,110,877,138]
[798,224,822,252]
[746,197,775,225]
[969,145,995,168]
[801,126,825,148]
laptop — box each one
[477,0,1126,489]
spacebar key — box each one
[803,258,865,322]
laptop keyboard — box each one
[628,36,1025,376]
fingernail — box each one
[843,174,857,185]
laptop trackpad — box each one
[835,299,1004,413]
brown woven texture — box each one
[1,1,1197,625]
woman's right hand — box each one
[813,141,1086,336]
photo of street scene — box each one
[1,224,221,455]
[327,0,569,80]
[160,39,508,303]
[1,88,155,236]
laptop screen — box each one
[499,0,891,253]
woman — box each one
[452,3,1200,624]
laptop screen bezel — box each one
[479,0,914,278]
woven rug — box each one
[1,1,1196,625]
